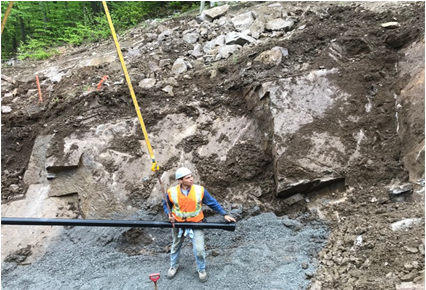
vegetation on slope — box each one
[1,1,199,61]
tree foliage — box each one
[1,1,198,61]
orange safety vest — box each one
[168,184,204,222]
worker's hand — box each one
[168,215,175,223]
[224,214,236,223]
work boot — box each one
[167,265,179,279]
[198,270,208,283]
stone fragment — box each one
[391,218,423,231]
[46,173,57,180]
[389,184,414,196]
[9,184,20,193]
[203,39,216,54]
[249,18,265,39]
[381,22,400,29]
[171,58,188,76]
[268,3,282,8]
[191,44,204,58]
[418,244,425,255]
[254,46,288,67]
[148,61,161,72]
[127,48,140,57]
[2,105,12,113]
[266,19,294,31]
[138,78,156,89]
[400,272,417,282]
[405,246,419,253]
[284,193,304,205]
[202,5,230,21]
[216,45,241,60]
[232,11,255,32]
[158,29,173,41]
[404,263,415,270]
[162,85,174,96]
[145,33,157,40]
[225,32,256,46]
[1,74,16,84]
[159,59,171,67]
[182,32,199,44]
[165,77,178,87]
[25,89,38,97]
[396,282,424,290]
[187,20,200,27]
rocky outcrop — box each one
[395,40,425,188]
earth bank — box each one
[1,2,425,290]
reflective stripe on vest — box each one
[170,185,203,219]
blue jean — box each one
[170,228,205,272]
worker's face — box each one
[179,174,193,188]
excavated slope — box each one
[1,2,424,289]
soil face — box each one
[1,2,425,290]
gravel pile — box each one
[2,212,329,290]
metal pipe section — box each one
[1,217,236,231]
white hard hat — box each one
[175,167,192,180]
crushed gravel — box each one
[1,212,329,290]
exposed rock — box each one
[1,74,16,84]
[232,11,256,32]
[265,19,295,31]
[1,106,12,113]
[389,184,414,201]
[284,193,304,205]
[391,218,423,231]
[225,31,256,46]
[159,59,172,67]
[202,4,230,21]
[162,85,174,96]
[182,32,199,44]
[254,46,288,67]
[138,78,156,89]
[249,18,265,39]
[158,29,174,41]
[171,58,188,76]
[216,44,241,60]
[148,61,161,72]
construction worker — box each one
[163,167,236,283]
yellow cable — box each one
[102,1,159,171]
[1,1,14,35]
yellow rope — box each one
[1,1,14,35]
[102,1,159,171]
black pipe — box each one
[1,217,236,231]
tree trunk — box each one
[12,36,17,52]
[90,1,102,15]
[19,17,26,43]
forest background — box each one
[1,1,199,61]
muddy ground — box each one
[1,1,425,290]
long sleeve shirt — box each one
[162,186,227,217]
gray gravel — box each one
[2,212,329,290]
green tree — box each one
[1,1,199,61]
